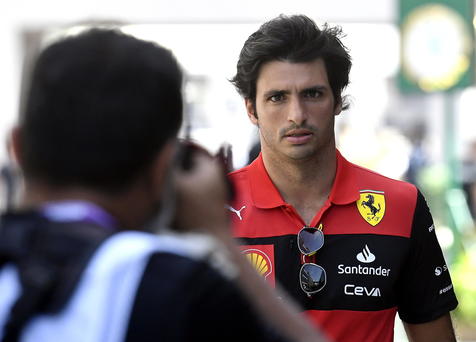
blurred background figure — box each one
[461,140,476,220]
[404,123,429,188]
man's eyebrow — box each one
[300,85,327,93]
[262,89,289,98]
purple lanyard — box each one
[40,201,117,230]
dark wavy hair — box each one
[20,29,183,193]
[230,14,351,110]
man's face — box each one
[246,58,341,162]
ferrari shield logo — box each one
[357,190,385,226]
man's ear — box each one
[334,99,343,116]
[245,98,258,126]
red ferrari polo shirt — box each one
[228,150,457,342]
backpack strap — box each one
[0,211,113,342]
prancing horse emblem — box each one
[357,190,385,226]
[227,205,246,220]
[362,194,380,217]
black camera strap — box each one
[0,211,113,342]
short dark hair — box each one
[230,14,351,109]
[20,29,183,193]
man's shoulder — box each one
[105,231,235,271]
[125,243,247,341]
[348,160,417,196]
[228,164,255,197]
[139,249,223,291]
[228,164,251,180]
[120,233,243,317]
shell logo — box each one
[243,249,273,279]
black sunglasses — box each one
[297,225,326,297]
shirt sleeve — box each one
[126,252,290,342]
[397,190,458,324]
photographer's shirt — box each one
[0,202,288,342]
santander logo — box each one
[356,245,376,263]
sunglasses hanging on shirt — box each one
[297,224,326,297]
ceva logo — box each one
[344,284,381,297]
[356,245,376,263]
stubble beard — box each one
[259,129,321,164]
[255,112,333,164]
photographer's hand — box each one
[173,150,229,237]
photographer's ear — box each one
[9,126,23,168]
[148,140,177,193]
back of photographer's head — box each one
[16,29,183,194]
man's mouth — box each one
[284,129,313,144]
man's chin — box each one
[284,146,318,161]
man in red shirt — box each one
[229,14,458,342]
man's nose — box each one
[287,97,307,125]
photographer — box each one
[0,28,326,342]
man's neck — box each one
[261,147,337,225]
[18,181,154,230]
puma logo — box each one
[226,205,246,220]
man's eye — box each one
[305,89,321,98]
[269,94,284,102]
